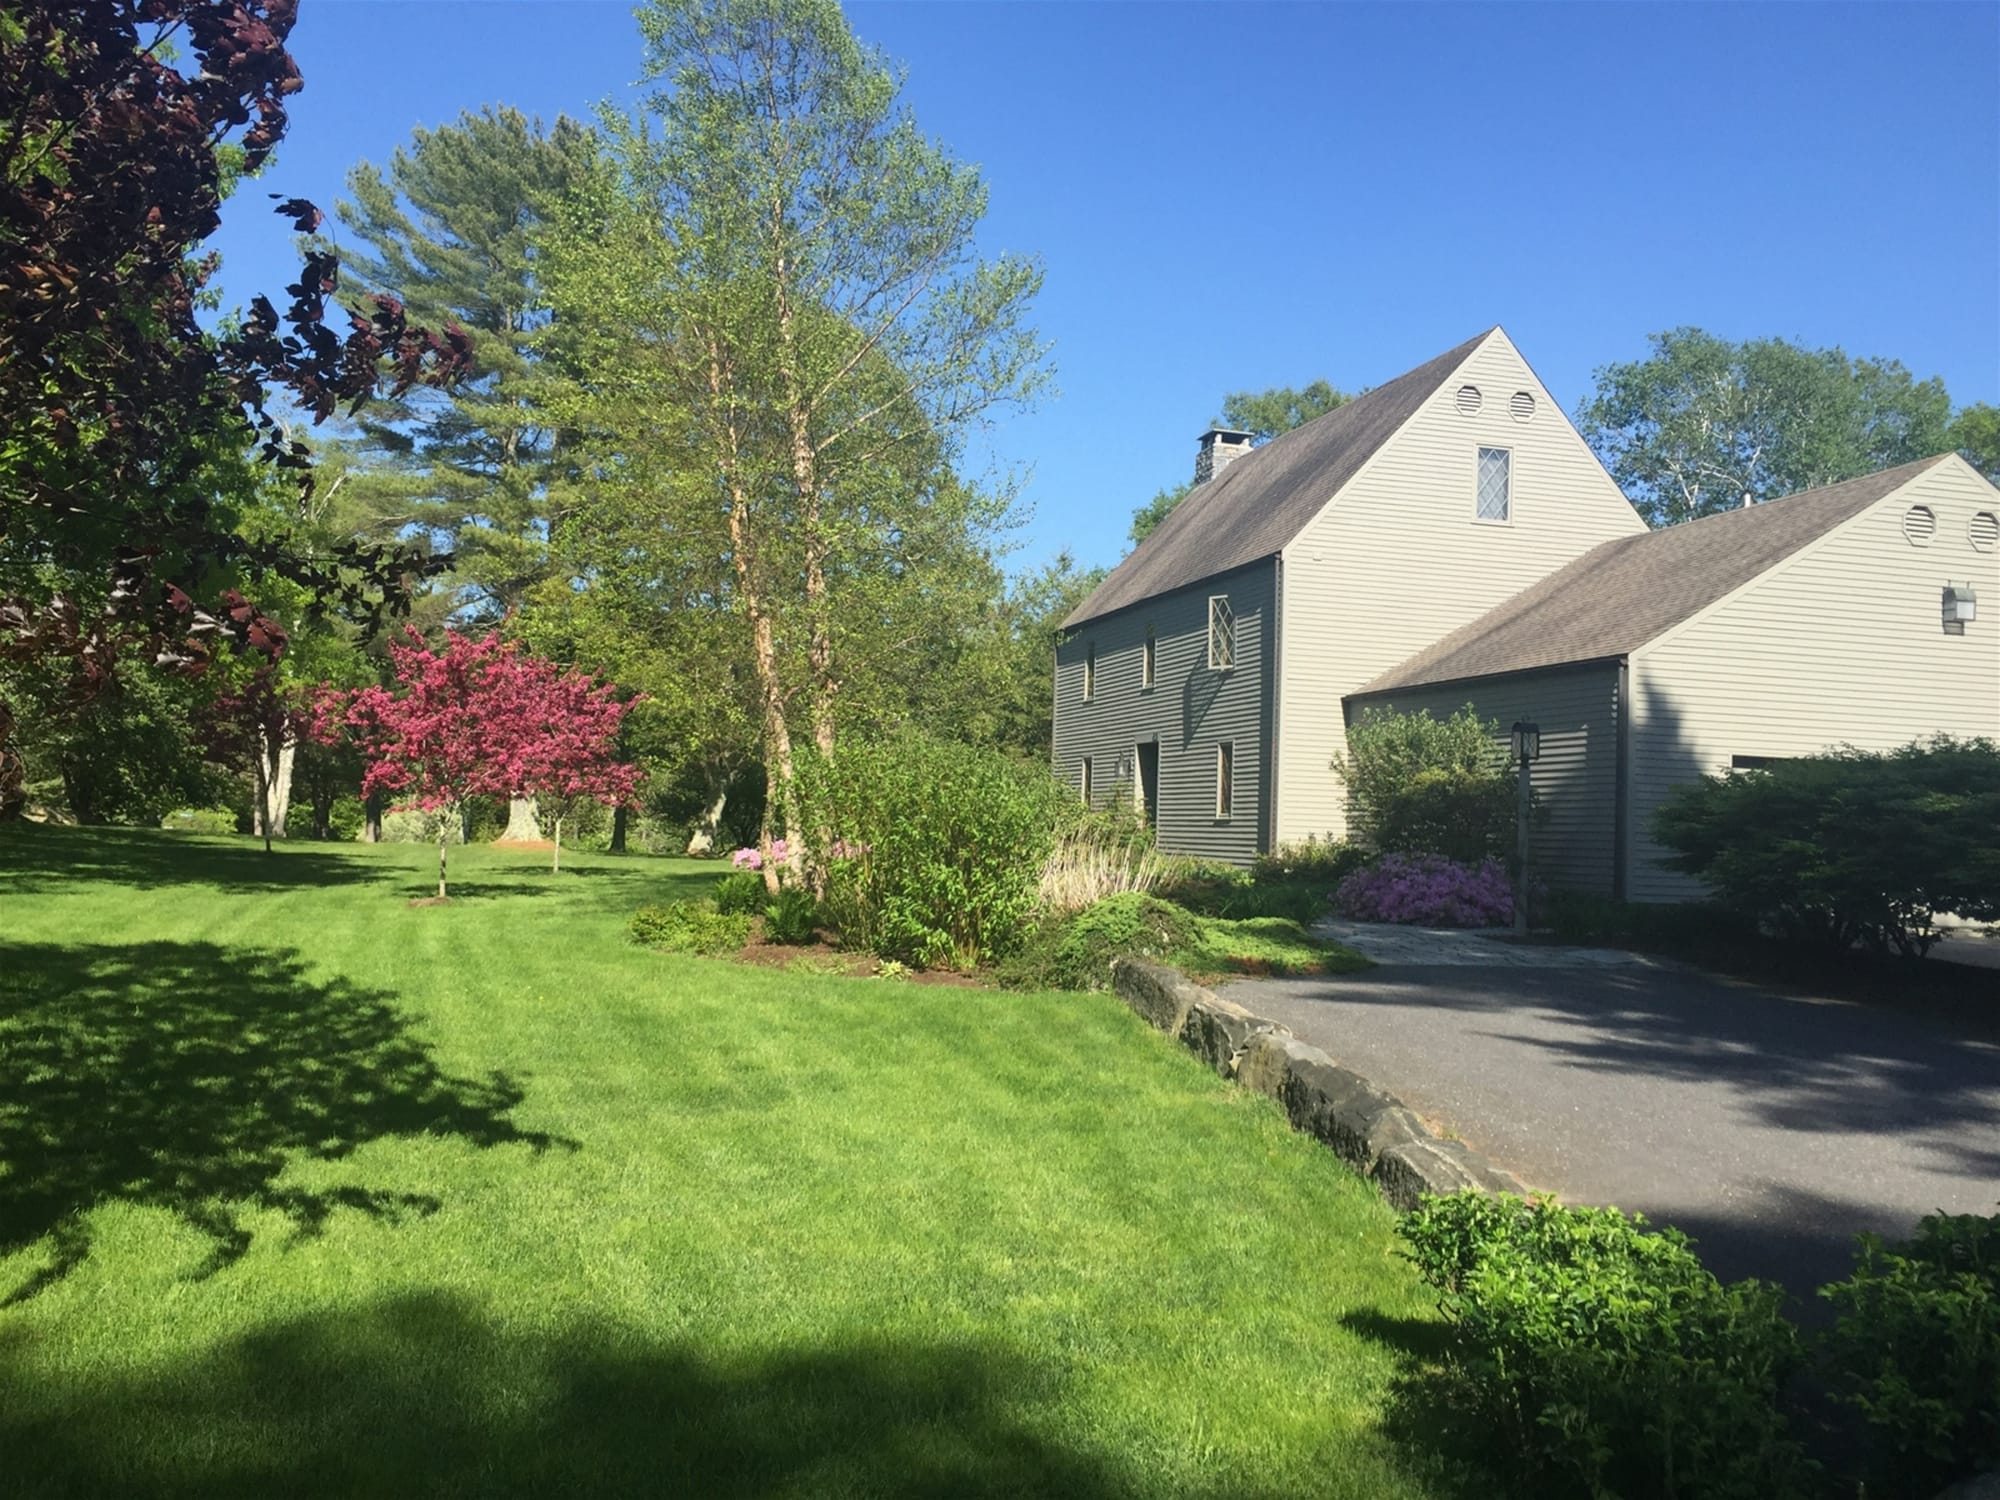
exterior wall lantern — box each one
[1944,583,1978,636]
[1509,722,1540,935]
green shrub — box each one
[628,900,753,957]
[326,796,366,842]
[1653,736,2000,958]
[1538,889,1757,950]
[1336,706,1516,862]
[159,807,237,835]
[764,886,820,946]
[1251,839,1370,885]
[998,893,1367,990]
[795,732,1067,969]
[1820,1211,2000,1496]
[713,870,769,916]
[998,892,1199,992]
[1401,1192,1812,1500]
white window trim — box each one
[1474,444,1513,526]
[1141,627,1156,691]
[1083,643,1096,700]
[1081,757,1093,805]
[1215,741,1234,820]
[1208,595,1235,672]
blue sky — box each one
[211,1,2000,575]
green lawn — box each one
[0,826,1456,1499]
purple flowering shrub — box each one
[1335,852,1514,927]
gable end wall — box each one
[1626,462,2000,902]
[1275,332,1646,843]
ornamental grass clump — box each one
[1335,852,1512,927]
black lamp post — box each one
[1509,721,1540,934]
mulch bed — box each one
[732,932,986,987]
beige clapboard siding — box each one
[1347,664,1622,895]
[1627,459,2000,902]
[1276,330,1645,843]
[1053,561,1275,865]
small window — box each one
[1081,757,1093,805]
[1455,384,1482,417]
[1903,505,1937,546]
[1142,626,1156,689]
[1083,643,1096,700]
[1509,390,1536,422]
[1216,742,1234,818]
[1476,446,1511,523]
[1970,511,1998,553]
[1730,755,1786,771]
[1208,595,1235,671]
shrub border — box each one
[1112,957,1523,1209]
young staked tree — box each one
[315,631,638,898]
[540,0,1047,879]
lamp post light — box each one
[1509,721,1540,935]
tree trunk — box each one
[363,790,384,843]
[685,781,727,857]
[552,816,563,874]
[0,697,25,822]
[252,750,272,854]
[710,341,802,892]
[609,804,627,854]
[500,795,541,842]
[437,813,450,899]
[251,727,294,846]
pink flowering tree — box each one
[312,631,640,898]
[507,662,644,873]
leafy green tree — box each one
[1218,379,1349,444]
[329,107,599,620]
[1949,403,2000,483]
[1577,329,1954,526]
[1128,381,1347,545]
[540,0,1048,873]
[330,107,600,837]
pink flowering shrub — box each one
[1335,852,1514,927]
[732,836,867,870]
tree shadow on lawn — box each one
[1334,1310,1496,1500]
[0,941,572,1303]
[0,824,383,896]
[0,1291,1282,1500]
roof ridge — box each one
[1063,328,1497,629]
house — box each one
[1053,326,1648,863]
[1053,328,2000,894]
[1351,453,2000,900]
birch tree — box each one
[540,0,1047,874]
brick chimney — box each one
[1194,428,1254,486]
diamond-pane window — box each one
[1208,596,1235,671]
[1476,447,1511,522]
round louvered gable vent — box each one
[1971,511,1999,553]
[1509,390,1536,422]
[1903,505,1937,546]
[1455,385,1482,417]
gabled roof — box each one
[1355,454,1954,696]
[1063,328,1496,629]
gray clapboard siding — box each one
[1346,662,1622,895]
[1054,560,1276,865]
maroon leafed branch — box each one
[0,1,472,694]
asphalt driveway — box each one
[1227,935,2000,1296]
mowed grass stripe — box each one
[0,826,1456,1498]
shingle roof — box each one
[1062,329,1497,629]
[1355,454,1952,696]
